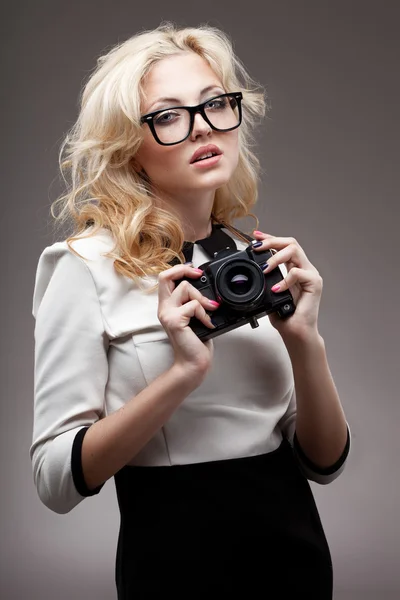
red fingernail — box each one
[254,230,263,235]
[209,300,220,307]
[271,284,281,292]
[194,269,203,274]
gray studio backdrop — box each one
[2,1,399,599]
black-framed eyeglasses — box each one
[140,92,243,146]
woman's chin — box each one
[191,170,231,190]
[159,171,232,200]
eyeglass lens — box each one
[153,95,240,144]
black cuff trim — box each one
[293,425,351,476]
[71,427,104,497]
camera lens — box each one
[216,259,265,308]
[227,269,252,295]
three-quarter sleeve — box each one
[278,386,351,485]
[30,244,109,514]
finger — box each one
[170,279,220,312]
[269,267,322,293]
[158,265,204,303]
[252,235,302,252]
[178,299,216,330]
[252,239,311,270]
[259,245,308,272]
[253,230,274,239]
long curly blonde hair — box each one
[52,22,266,281]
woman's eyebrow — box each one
[147,85,224,112]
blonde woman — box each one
[31,23,350,599]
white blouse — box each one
[30,227,351,514]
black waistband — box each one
[113,437,304,516]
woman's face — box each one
[135,52,240,202]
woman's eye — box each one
[154,111,178,126]
[205,98,227,110]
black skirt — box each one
[114,438,333,599]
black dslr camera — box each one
[176,243,296,341]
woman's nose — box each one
[190,111,212,140]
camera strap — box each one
[182,222,255,264]
[169,223,254,265]
[194,224,237,257]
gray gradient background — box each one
[1,1,399,599]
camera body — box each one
[175,243,296,341]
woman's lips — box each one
[190,144,222,164]
[190,154,223,168]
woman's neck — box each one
[182,214,213,242]
[161,190,215,242]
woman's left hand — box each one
[252,230,323,340]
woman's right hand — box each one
[157,263,219,382]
